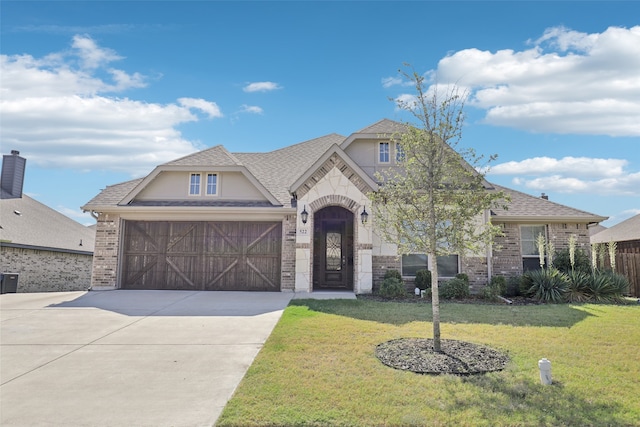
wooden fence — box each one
[600,253,640,297]
[616,253,640,297]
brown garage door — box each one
[121,221,282,291]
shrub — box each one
[384,269,402,281]
[605,271,630,298]
[553,248,591,273]
[455,273,469,284]
[504,275,525,297]
[483,275,506,300]
[378,277,407,299]
[587,272,616,302]
[415,269,431,290]
[525,268,568,303]
[440,278,470,299]
[565,270,591,303]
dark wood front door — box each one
[313,207,353,290]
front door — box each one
[313,206,353,290]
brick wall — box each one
[281,214,296,290]
[1,246,92,292]
[492,222,592,280]
[372,255,400,292]
[461,256,489,293]
[492,222,523,277]
[548,223,591,253]
[90,213,121,289]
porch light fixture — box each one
[361,206,369,225]
[301,206,309,224]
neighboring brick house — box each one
[82,119,606,294]
[0,151,96,293]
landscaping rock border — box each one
[375,338,510,375]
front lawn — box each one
[216,300,640,426]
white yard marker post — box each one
[538,358,552,385]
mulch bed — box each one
[375,338,510,375]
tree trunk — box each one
[430,250,441,352]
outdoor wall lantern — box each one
[301,206,309,224]
[361,206,369,225]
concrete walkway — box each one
[0,290,296,427]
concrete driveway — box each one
[0,290,293,427]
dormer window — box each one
[206,173,218,196]
[379,142,390,163]
[189,173,201,195]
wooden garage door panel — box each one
[122,221,281,291]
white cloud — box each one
[239,104,264,114]
[509,171,640,196]
[489,156,640,196]
[0,35,220,176]
[178,97,223,119]
[382,76,404,88]
[490,157,627,178]
[243,81,281,93]
[431,26,640,137]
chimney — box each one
[541,193,549,200]
[1,150,27,199]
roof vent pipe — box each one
[541,193,549,200]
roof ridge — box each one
[232,133,346,156]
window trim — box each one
[205,173,218,196]
[188,173,201,196]
[520,224,547,271]
[378,141,390,164]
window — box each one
[401,254,459,277]
[401,254,427,277]
[379,142,390,163]
[395,142,405,162]
[521,225,546,271]
[206,173,218,195]
[189,173,201,195]
[437,255,459,277]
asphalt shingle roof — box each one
[163,145,243,167]
[491,184,606,222]
[354,118,408,135]
[591,214,640,243]
[1,195,95,253]
[82,178,143,210]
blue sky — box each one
[1,1,639,227]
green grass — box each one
[216,300,640,426]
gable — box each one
[290,146,377,199]
[133,170,268,202]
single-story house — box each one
[82,119,606,294]
[1,151,96,292]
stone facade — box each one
[281,214,297,291]
[1,246,93,292]
[90,213,122,290]
[295,165,373,294]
